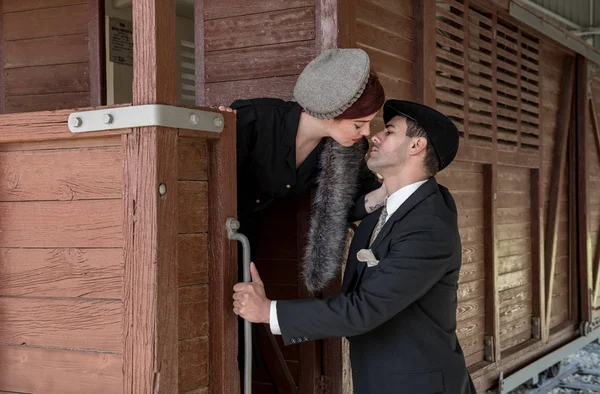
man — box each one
[233,100,476,394]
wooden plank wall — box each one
[339,0,414,132]
[496,166,533,350]
[436,162,487,368]
[1,0,102,113]
[540,42,574,331]
[177,137,210,394]
[201,0,317,107]
[0,135,124,393]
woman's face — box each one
[325,111,379,147]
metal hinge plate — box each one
[532,317,541,340]
[484,335,495,363]
[68,104,225,133]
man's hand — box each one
[233,262,270,324]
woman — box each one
[223,48,386,293]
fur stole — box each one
[301,137,369,293]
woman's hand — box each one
[364,183,387,213]
[218,106,237,114]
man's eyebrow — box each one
[385,124,396,129]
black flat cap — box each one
[384,100,459,172]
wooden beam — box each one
[124,1,179,393]
[336,0,352,48]
[132,0,176,105]
[257,323,299,393]
[544,56,575,338]
[297,193,319,394]
[194,0,206,105]
[0,1,5,113]
[413,0,436,106]
[88,0,105,106]
[462,0,470,141]
[568,99,579,322]
[577,55,592,324]
[483,164,500,363]
[123,129,179,394]
[530,168,546,340]
[207,111,239,394]
[589,97,600,308]
[316,0,338,54]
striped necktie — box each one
[369,204,388,247]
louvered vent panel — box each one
[435,1,540,153]
[467,7,493,147]
[436,0,466,137]
[519,31,541,150]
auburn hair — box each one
[335,71,385,119]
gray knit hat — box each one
[292,48,370,119]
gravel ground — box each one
[509,342,600,394]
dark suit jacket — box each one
[277,178,476,394]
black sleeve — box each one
[276,219,452,344]
[349,137,382,221]
[230,99,258,171]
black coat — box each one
[231,98,380,215]
[276,178,476,394]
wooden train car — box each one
[0,0,600,393]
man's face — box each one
[367,115,410,175]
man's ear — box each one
[410,137,428,155]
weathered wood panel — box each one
[497,166,532,350]
[178,234,208,287]
[3,0,86,13]
[205,76,298,107]
[438,161,486,366]
[205,41,315,83]
[1,0,99,113]
[178,181,208,233]
[3,4,87,40]
[204,0,313,20]
[179,285,209,341]
[0,346,122,393]
[179,337,209,392]
[4,34,88,69]
[5,92,91,113]
[0,200,122,247]
[540,43,574,330]
[205,7,315,52]
[0,298,122,351]
[179,137,208,181]
[0,147,122,201]
[0,248,123,299]
[5,63,89,96]
[177,135,210,394]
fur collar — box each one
[302,137,369,293]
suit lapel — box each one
[353,178,439,288]
[341,212,380,292]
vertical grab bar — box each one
[226,217,252,394]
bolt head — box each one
[70,117,82,128]
[103,114,113,124]
[158,183,167,196]
[214,116,224,127]
[190,113,200,125]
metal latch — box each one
[68,104,225,133]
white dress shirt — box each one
[269,180,428,335]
